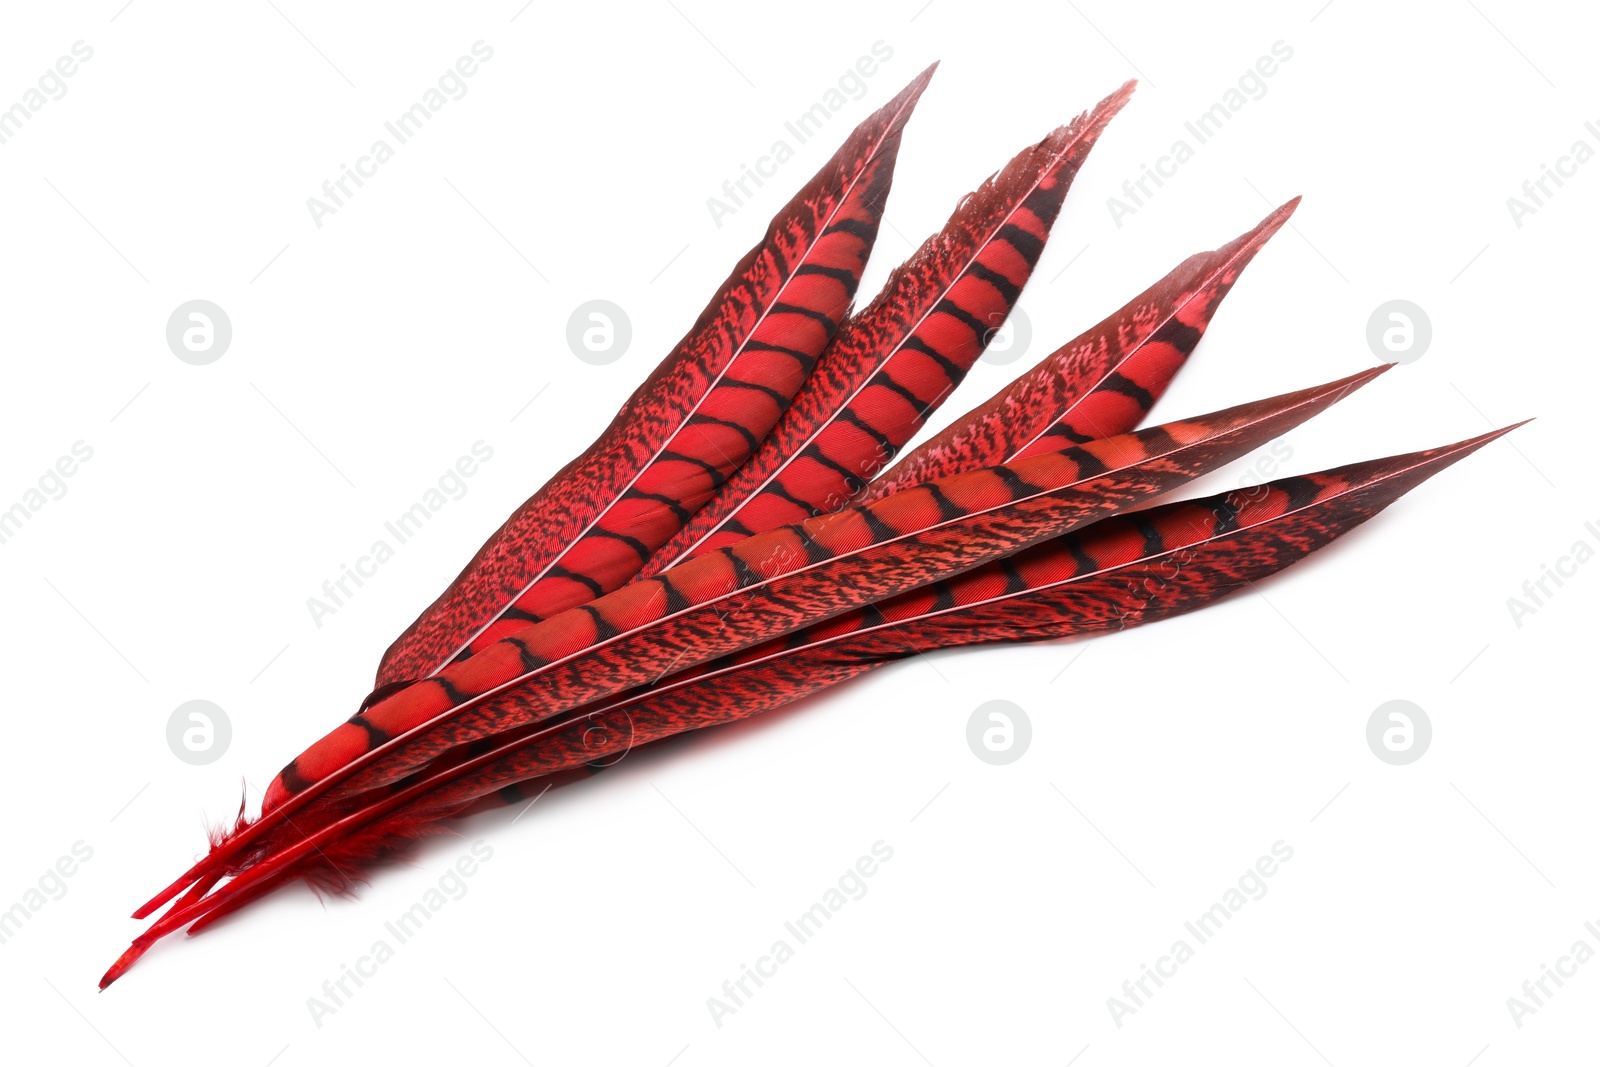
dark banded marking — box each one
[966,261,1022,305]
[547,565,604,598]
[723,547,764,589]
[686,412,760,453]
[345,714,393,747]
[768,302,838,333]
[1044,424,1097,446]
[795,263,861,288]
[1207,497,1242,536]
[658,450,734,489]
[867,370,933,416]
[837,409,895,456]
[622,489,694,527]
[586,527,653,562]
[1131,515,1166,558]
[901,335,964,379]
[576,604,623,642]
[822,217,876,242]
[933,298,992,340]
[996,222,1045,266]
[992,465,1046,499]
[921,483,966,522]
[720,377,791,408]
[796,443,869,494]
[1273,476,1326,513]
[504,634,549,672]
[1100,371,1156,410]
[792,526,837,565]
[656,575,693,614]
[762,477,825,517]
[1065,532,1100,575]
[859,505,901,543]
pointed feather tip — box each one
[1246,194,1300,246]
[1453,417,1533,448]
[1290,418,1534,505]
[1316,361,1393,396]
[1085,78,1138,131]
[99,941,149,990]
[1100,78,1139,112]
[1222,364,1390,436]
[1035,79,1139,150]
[894,61,940,107]
[1397,418,1533,468]
[849,62,939,155]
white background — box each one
[0,1,1593,1064]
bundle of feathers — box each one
[105,64,1522,986]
